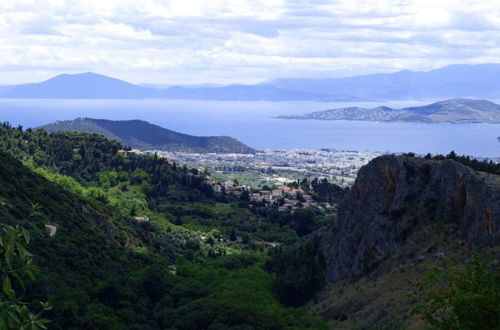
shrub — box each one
[411,254,500,329]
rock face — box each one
[318,155,500,283]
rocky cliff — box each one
[317,155,500,283]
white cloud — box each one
[0,0,499,84]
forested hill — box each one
[40,118,256,153]
[0,122,329,329]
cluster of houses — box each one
[205,177,322,211]
[133,156,331,213]
[205,178,238,193]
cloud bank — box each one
[1,0,500,84]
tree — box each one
[0,224,51,329]
[240,190,249,202]
[447,150,458,159]
[411,254,500,329]
[229,228,237,241]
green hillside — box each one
[2,121,496,329]
[0,122,327,329]
[40,118,256,153]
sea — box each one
[0,98,499,158]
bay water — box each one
[0,98,498,158]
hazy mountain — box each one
[158,84,358,101]
[0,85,13,94]
[139,83,174,90]
[5,64,500,100]
[0,72,357,101]
[40,118,256,153]
[2,72,156,99]
[266,64,500,100]
[278,98,500,123]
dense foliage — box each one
[267,241,326,307]
[412,254,500,329]
[406,150,500,175]
[287,177,348,204]
[0,123,328,329]
[0,223,51,330]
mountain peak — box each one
[48,72,127,83]
[434,98,495,105]
[421,98,500,112]
[3,71,154,99]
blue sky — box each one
[1,0,500,84]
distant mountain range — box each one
[40,118,256,153]
[0,72,350,101]
[266,64,500,100]
[4,64,500,101]
[277,98,500,123]
[157,85,348,101]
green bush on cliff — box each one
[412,254,500,329]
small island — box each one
[276,98,500,124]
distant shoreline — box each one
[273,117,499,124]
[275,98,500,124]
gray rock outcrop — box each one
[317,155,499,283]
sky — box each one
[1,0,500,85]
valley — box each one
[2,2,500,329]
[0,120,498,328]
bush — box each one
[411,254,500,329]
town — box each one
[151,148,382,188]
[143,149,382,212]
